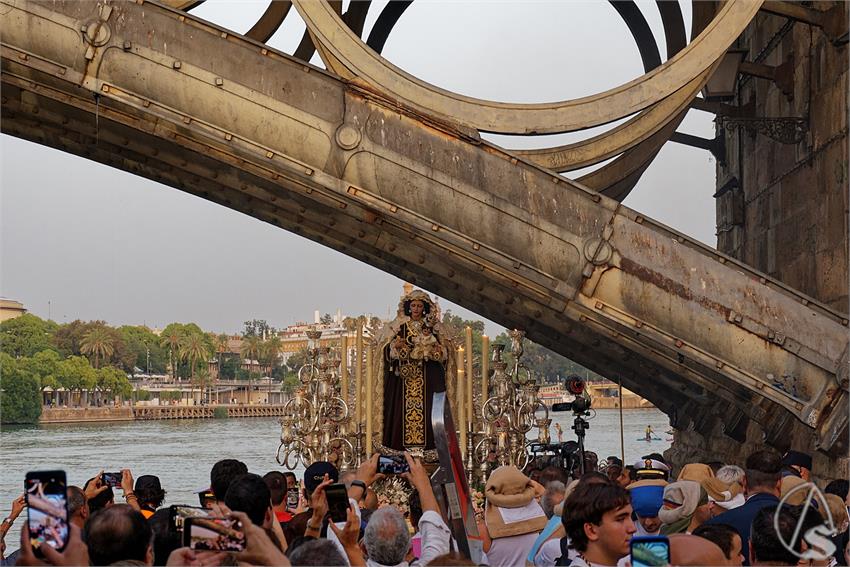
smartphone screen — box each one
[170,505,213,531]
[630,536,670,567]
[324,483,350,523]
[286,489,299,509]
[378,455,410,475]
[101,472,122,488]
[25,471,69,551]
[183,517,246,551]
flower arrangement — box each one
[470,487,485,519]
[373,476,412,516]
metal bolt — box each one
[173,61,182,69]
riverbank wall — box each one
[38,404,289,423]
[40,407,135,423]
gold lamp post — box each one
[276,329,357,470]
[472,330,548,480]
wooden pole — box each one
[365,344,373,456]
[618,376,625,464]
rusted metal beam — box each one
[1,0,847,459]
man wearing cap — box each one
[285,461,340,543]
[705,449,782,566]
[628,479,666,536]
[633,457,670,483]
[780,450,812,481]
[134,475,166,519]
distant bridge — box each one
[2,0,846,465]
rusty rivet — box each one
[173,61,182,69]
[122,41,132,51]
[261,48,268,55]
[338,203,347,209]
[592,195,601,203]
[358,230,366,238]
[580,315,587,322]
[266,151,274,158]
[472,243,480,251]
[389,205,398,213]
[182,116,191,124]
[675,340,684,348]
[224,133,232,141]
[760,277,767,284]
[716,361,724,369]
[842,319,849,326]
[431,224,439,232]
[101,85,110,93]
[215,78,224,87]
[143,100,151,107]
[595,302,603,310]
[635,216,644,224]
[719,257,726,264]
[635,321,644,328]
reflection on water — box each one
[0,408,670,518]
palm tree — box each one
[240,335,262,405]
[80,327,114,369]
[214,333,229,378]
[161,329,182,381]
[180,334,210,403]
[262,336,282,402]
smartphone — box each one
[378,455,410,475]
[170,505,213,532]
[101,472,123,488]
[630,535,670,567]
[25,470,69,552]
[286,488,299,509]
[183,517,246,552]
[324,483,350,523]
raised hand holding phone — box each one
[24,471,69,554]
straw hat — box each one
[484,466,548,538]
[677,463,738,503]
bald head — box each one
[670,533,729,566]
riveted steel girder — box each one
[1,0,847,457]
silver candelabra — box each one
[276,329,358,470]
[473,330,549,477]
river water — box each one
[0,408,670,519]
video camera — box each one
[551,376,592,414]
[548,375,593,475]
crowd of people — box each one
[0,447,848,567]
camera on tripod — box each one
[548,375,593,475]
[551,376,592,414]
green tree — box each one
[180,333,210,382]
[119,326,167,375]
[160,325,184,381]
[240,335,262,404]
[242,319,275,339]
[80,326,115,369]
[96,366,132,403]
[0,314,58,358]
[319,313,333,325]
[213,333,230,379]
[262,336,282,376]
[20,350,62,390]
[491,331,605,384]
[280,374,300,395]
[56,356,97,406]
[0,354,42,424]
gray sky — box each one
[0,1,717,337]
